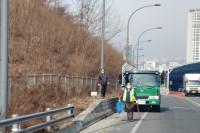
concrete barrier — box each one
[54,98,118,133]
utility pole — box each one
[0,1,9,133]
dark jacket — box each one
[98,73,108,85]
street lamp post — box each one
[126,4,161,62]
[137,55,144,69]
[100,0,105,70]
[133,40,151,63]
[134,54,144,62]
[136,27,162,69]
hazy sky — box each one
[111,0,200,61]
[65,0,200,62]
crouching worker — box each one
[119,82,135,121]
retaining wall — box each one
[55,98,118,133]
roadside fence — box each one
[8,74,120,96]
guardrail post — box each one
[73,105,75,117]
[86,77,88,85]
[33,74,36,85]
[50,74,52,85]
[45,108,51,132]
[81,76,84,85]
[91,78,93,89]
[42,74,45,83]
[67,104,72,116]
[11,114,20,132]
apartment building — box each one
[186,9,200,63]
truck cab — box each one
[183,74,200,96]
[122,70,161,112]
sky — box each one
[64,0,200,62]
[111,0,200,62]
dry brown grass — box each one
[6,0,122,132]
[8,83,118,132]
[9,0,124,77]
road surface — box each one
[80,95,200,133]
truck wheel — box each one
[185,93,188,96]
[156,105,160,112]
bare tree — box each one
[70,0,122,41]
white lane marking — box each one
[194,97,200,102]
[168,106,191,110]
[186,98,200,108]
[131,112,148,133]
[161,106,192,110]
[188,97,199,102]
[195,97,200,100]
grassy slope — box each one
[7,0,122,131]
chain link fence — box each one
[8,74,120,97]
[0,74,120,132]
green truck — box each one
[121,70,161,112]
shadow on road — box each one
[186,95,200,97]
[160,107,171,113]
[134,106,171,113]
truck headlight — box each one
[149,96,159,100]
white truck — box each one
[183,74,200,96]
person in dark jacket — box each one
[98,69,109,98]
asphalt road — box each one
[186,95,200,106]
[80,95,200,133]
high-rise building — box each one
[186,9,200,63]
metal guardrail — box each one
[0,105,75,133]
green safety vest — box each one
[122,89,135,102]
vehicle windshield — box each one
[187,81,200,85]
[128,73,159,87]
